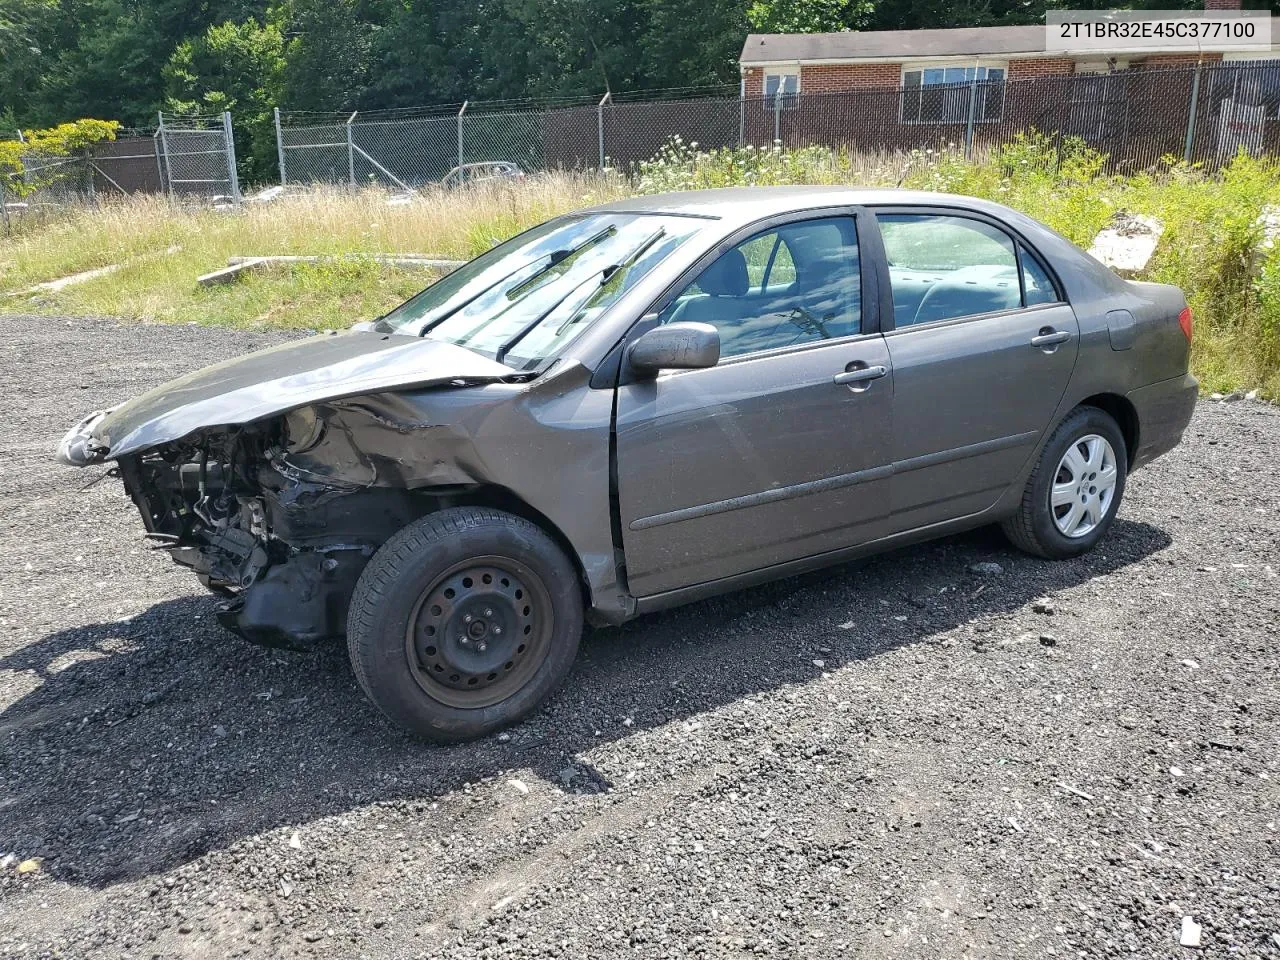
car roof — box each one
[585,185,1129,304]
[589,186,1020,221]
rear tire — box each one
[347,507,583,742]
[1001,406,1127,559]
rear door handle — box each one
[1031,330,1071,348]
[833,364,888,386]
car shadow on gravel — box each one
[0,519,1171,887]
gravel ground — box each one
[0,313,1277,960]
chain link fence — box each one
[275,102,595,189]
[4,115,237,209]
[3,129,97,233]
[273,60,1280,188]
[9,58,1280,211]
[733,59,1280,170]
[89,132,166,195]
[156,112,240,200]
[5,132,166,199]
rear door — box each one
[614,208,895,598]
[872,208,1080,530]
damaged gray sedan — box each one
[58,187,1198,741]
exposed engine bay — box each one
[115,402,471,649]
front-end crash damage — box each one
[117,398,492,650]
[59,328,625,651]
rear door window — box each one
[878,214,1026,327]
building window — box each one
[764,71,800,110]
[901,64,1006,124]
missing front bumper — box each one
[214,547,372,650]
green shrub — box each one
[1124,153,1280,395]
[0,118,121,200]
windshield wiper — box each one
[412,225,618,338]
[494,228,667,366]
[503,225,616,300]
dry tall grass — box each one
[0,173,629,329]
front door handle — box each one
[1031,329,1072,349]
[833,364,888,386]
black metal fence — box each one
[274,59,1280,189]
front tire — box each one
[347,507,583,742]
[1001,406,1127,559]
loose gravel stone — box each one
[1,314,1278,959]
[1182,916,1204,948]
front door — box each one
[614,212,895,598]
[873,210,1081,530]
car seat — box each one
[912,266,1019,325]
[672,248,750,328]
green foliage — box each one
[2,0,260,127]
[0,0,865,131]
[636,137,852,192]
[0,117,119,197]
[164,18,284,184]
[636,0,747,90]
[22,118,121,152]
[0,0,58,123]
[275,0,374,110]
[1126,153,1280,394]
[746,0,871,33]
[1252,245,1280,349]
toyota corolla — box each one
[56,187,1198,741]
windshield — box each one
[377,213,708,370]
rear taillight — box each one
[1177,305,1193,342]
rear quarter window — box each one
[1020,244,1063,306]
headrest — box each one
[699,248,749,297]
[795,253,853,289]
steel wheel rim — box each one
[1050,433,1118,539]
[405,555,553,709]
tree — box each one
[275,0,378,111]
[0,0,59,127]
[747,0,872,34]
[164,17,285,183]
[637,0,749,91]
[359,0,484,107]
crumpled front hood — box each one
[60,331,515,464]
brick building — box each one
[734,0,1280,163]
[740,0,1278,101]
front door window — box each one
[658,216,862,358]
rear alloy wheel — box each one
[1001,407,1128,559]
[1049,434,1119,539]
[347,508,582,742]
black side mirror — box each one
[627,322,720,375]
